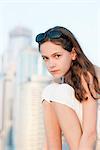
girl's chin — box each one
[52,74,64,79]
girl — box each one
[35,26,100,150]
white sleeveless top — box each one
[41,82,83,125]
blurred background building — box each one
[0,26,52,150]
[0,26,100,150]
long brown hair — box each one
[38,26,100,102]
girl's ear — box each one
[71,47,77,60]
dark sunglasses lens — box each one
[48,30,62,39]
[36,33,46,43]
[36,30,63,43]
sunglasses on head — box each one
[35,30,73,52]
[35,30,67,44]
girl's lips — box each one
[50,70,60,73]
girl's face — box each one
[40,41,75,78]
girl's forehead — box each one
[40,41,65,54]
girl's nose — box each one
[48,60,56,68]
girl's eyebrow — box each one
[42,52,62,58]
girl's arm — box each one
[79,75,97,150]
[42,137,48,150]
[78,96,97,150]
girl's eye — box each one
[42,55,61,61]
[42,57,48,61]
[55,55,61,58]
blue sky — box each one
[0,0,99,66]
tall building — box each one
[1,26,51,150]
[0,55,3,131]
[0,74,4,150]
[3,26,32,75]
[14,79,50,150]
[0,52,16,150]
[14,47,51,150]
[0,72,16,150]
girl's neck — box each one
[61,76,65,83]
